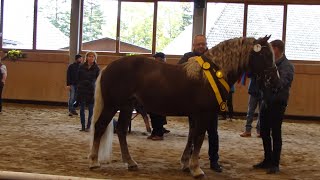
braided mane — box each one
[183,37,255,84]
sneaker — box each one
[253,161,272,169]
[210,162,223,173]
[151,135,164,141]
[69,112,73,116]
[240,131,251,137]
[79,128,85,132]
[267,166,280,174]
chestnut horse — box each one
[88,36,277,178]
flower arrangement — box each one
[3,49,26,61]
[126,53,138,56]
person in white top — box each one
[0,58,7,112]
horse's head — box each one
[248,35,279,89]
[249,35,274,74]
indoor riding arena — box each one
[0,0,319,180]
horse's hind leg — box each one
[117,107,138,170]
[89,108,116,169]
[181,117,194,172]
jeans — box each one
[245,95,261,133]
[80,102,94,130]
[68,85,77,113]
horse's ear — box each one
[262,35,271,43]
[266,35,271,41]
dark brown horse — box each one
[88,36,277,178]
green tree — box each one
[41,0,105,42]
[41,1,191,51]
[119,2,192,51]
[180,4,192,31]
[82,0,105,42]
[119,3,153,50]
[40,0,71,37]
[155,3,192,51]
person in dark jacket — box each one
[77,51,100,132]
[240,74,262,137]
[178,34,222,173]
[66,54,83,116]
[253,40,294,174]
[147,52,169,140]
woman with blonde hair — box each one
[77,51,100,131]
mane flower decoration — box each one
[3,49,26,61]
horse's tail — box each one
[90,66,114,164]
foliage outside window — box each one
[82,0,118,52]
[37,0,71,50]
[157,2,193,55]
[119,2,154,53]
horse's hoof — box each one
[191,168,205,179]
[89,163,100,170]
[194,174,207,179]
[128,165,138,171]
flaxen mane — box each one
[183,37,256,81]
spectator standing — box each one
[66,54,83,116]
[77,51,100,132]
[147,52,170,140]
[178,35,222,172]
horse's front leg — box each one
[181,117,194,172]
[189,117,206,178]
[117,108,138,170]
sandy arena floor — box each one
[0,103,319,180]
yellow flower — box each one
[5,49,25,61]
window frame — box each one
[0,0,319,62]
